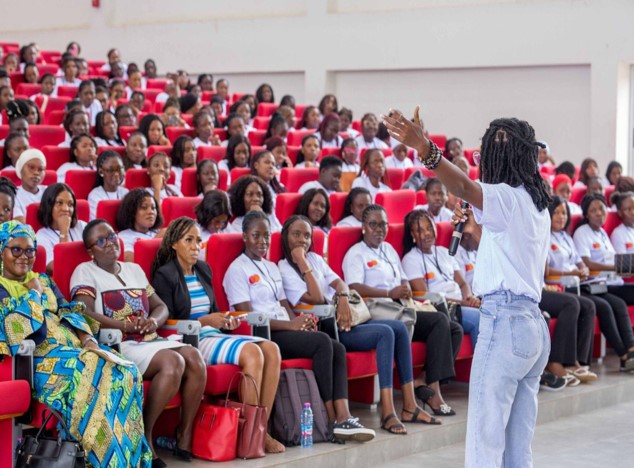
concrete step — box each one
[162,355,634,467]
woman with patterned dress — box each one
[0,221,152,467]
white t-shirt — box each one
[295,162,319,169]
[401,246,462,299]
[342,127,359,138]
[227,214,282,233]
[84,100,103,126]
[385,156,413,169]
[144,185,183,202]
[416,204,454,223]
[610,223,634,254]
[548,230,582,271]
[336,215,362,228]
[57,162,93,183]
[36,221,87,266]
[351,174,391,202]
[87,186,129,220]
[341,162,360,173]
[355,135,388,150]
[455,245,477,288]
[471,182,550,301]
[118,228,159,253]
[279,252,338,306]
[342,241,407,290]
[568,201,582,216]
[14,185,46,219]
[314,132,343,149]
[193,137,213,149]
[223,253,289,321]
[94,137,124,147]
[573,224,615,265]
[298,180,334,195]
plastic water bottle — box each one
[301,403,313,447]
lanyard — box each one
[553,231,575,262]
[419,246,454,286]
[364,242,396,277]
[247,255,279,301]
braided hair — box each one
[151,216,197,280]
[281,215,314,278]
[479,118,551,211]
[403,209,436,255]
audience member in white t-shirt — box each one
[552,174,582,215]
[12,149,47,221]
[0,177,15,224]
[116,188,164,262]
[229,100,255,135]
[298,156,343,195]
[146,152,183,202]
[250,151,287,211]
[31,73,57,99]
[297,106,321,132]
[295,188,333,235]
[610,192,634,253]
[194,189,231,259]
[314,113,344,149]
[139,113,170,147]
[414,178,454,223]
[219,135,251,185]
[220,114,248,148]
[385,143,413,169]
[337,187,372,228]
[351,149,392,201]
[1,133,29,171]
[57,134,97,183]
[338,107,359,139]
[192,111,221,148]
[214,79,230,115]
[35,183,87,276]
[294,134,320,169]
[605,161,622,188]
[55,57,81,89]
[122,132,148,170]
[78,81,103,126]
[576,158,600,189]
[59,108,90,148]
[87,150,129,220]
[340,138,361,173]
[355,113,389,151]
[170,135,197,191]
[265,137,292,174]
[226,175,282,233]
[94,109,125,147]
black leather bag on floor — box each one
[15,407,85,467]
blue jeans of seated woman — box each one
[339,319,413,388]
[461,306,481,351]
[465,291,550,468]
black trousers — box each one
[271,330,348,402]
[539,290,595,366]
[582,288,634,356]
[412,312,463,384]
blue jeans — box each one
[465,291,550,468]
[461,306,481,351]
[339,319,413,389]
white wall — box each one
[2,0,633,171]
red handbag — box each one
[192,400,240,461]
[223,372,268,459]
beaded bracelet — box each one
[418,141,443,169]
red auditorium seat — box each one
[294,104,307,119]
[45,109,65,126]
[257,103,279,117]
[428,134,447,149]
[133,238,163,279]
[165,127,195,144]
[15,83,41,97]
[96,199,122,230]
[146,78,169,90]
[119,126,137,142]
[98,146,126,157]
[415,190,427,205]
[124,168,175,189]
[435,221,454,248]
[540,165,556,178]
[568,214,583,235]
[214,128,228,141]
[197,146,226,163]
[603,211,621,236]
[139,88,161,103]
[207,233,249,312]
[275,193,303,222]
[41,145,71,171]
[320,147,341,159]
[29,125,66,149]
[230,167,251,183]
[468,166,480,181]
[66,170,97,200]
[280,167,319,193]
[605,185,615,206]
[181,167,228,196]
[328,226,362,278]
[247,130,266,146]
[386,168,404,190]
[147,145,173,157]
[253,116,271,130]
[32,96,70,119]
[26,200,89,232]
[287,129,316,147]
[161,197,200,223]
[463,149,479,165]
[571,186,587,205]
[375,190,416,224]
[56,85,79,99]
[287,146,301,165]
[384,223,405,258]
[329,192,348,225]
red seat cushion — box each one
[0,381,31,419]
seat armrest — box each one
[242,312,271,341]
[17,339,35,357]
[162,320,201,347]
[98,329,122,346]
[293,304,335,318]
[15,340,35,424]
[545,275,580,295]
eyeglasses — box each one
[89,232,118,249]
[9,247,36,259]
[367,221,389,231]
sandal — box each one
[562,374,580,387]
[401,407,441,425]
[380,412,407,435]
[566,367,597,383]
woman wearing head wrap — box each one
[13,149,47,221]
[552,174,582,215]
[0,221,152,467]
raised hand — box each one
[381,106,430,156]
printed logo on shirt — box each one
[249,274,260,284]
[551,244,558,251]
[367,260,378,268]
[592,243,600,249]
[424,272,435,280]
[465,263,474,272]
[626,243,633,250]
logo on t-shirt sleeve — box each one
[465,264,474,272]
[249,274,260,284]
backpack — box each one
[270,368,331,446]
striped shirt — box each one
[185,274,211,319]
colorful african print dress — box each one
[0,272,152,468]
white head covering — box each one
[15,149,46,180]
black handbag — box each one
[615,253,634,276]
[434,300,463,324]
[16,407,85,467]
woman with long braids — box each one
[384,110,552,467]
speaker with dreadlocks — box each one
[383,107,551,468]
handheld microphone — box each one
[448,201,470,256]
